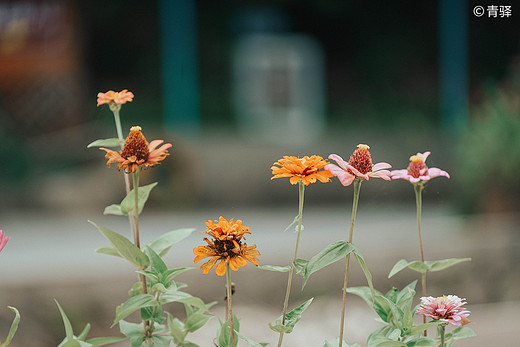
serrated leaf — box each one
[257,265,291,272]
[270,298,313,334]
[95,247,122,258]
[113,294,155,326]
[89,221,149,269]
[86,337,128,346]
[147,228,195,257]
[87,138,123,148]
[120,182,158,216]
[426,258,471,272]
[0,306,20,347]
[104,204,124,216]
[302,241,355,288]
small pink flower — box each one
[0,230,10,253]
[391,151,449,183]
[325,144,392,186]
[97,89,134,107]
[416,295,471,327]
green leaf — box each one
[87,138,123,148]
[323,339,361,347]
[388,259,412,278]
[406,322,441,336]
[257,265,291,272]
[302,241,355,288]
[147,335,172,347]
[144,246,167,274]
[446,326,476,340]
[104,204,124,216]
[120,182,158,216]
[236,331,267,347]
[426,258,471,272]
[407,337,437,346]
[59,341,86,347]
[352,248,376,301]
[77,323,91,341]
[283,215,301,232]
[294,258,308,275]
[86,337,128,346]
[167,314,186,344]
[90,221,149,269]
[95,247,122,258]
[163,267,193,283]
[55,300,74,340]
[161,288,208,311]
[217,316,239,347]
[373,341,407,347]
[113,294,155,326]
[0,306,20,347]
[184,313,213,333]
[119,320,146,347]
[147,228,195,257]
[269,297,313,334]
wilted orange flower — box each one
[193,216,260,276]
[271,155,333,186]
[97,89,134,106]
[100,126,172,173]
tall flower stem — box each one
[109,105,136,241]
[226,262,236,347]
[439,324,446,347]
[339,178,362,347]
[133,170,150,333]
[414,182,428,332]
[277,180,305,347]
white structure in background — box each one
[233,33,325,144]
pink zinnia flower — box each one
[416,295,471,327]
[0,230,10,253]
[391,152,449,183]
[325,144,392,186]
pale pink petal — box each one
[372,162,392,171]
[148,139,165,152]
[324,164,355,186]
[368,169,391,180]
[419,151,431,161]
[428,167,450,179]
[346,164,368,179]
[328,154,350,171]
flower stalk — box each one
[277,179,305,347]
[338,178,362,347]
[414,182,428,333]
[226,263,236,347]
[439,324,447,347]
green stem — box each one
[109,105,135,239]
[439,324,446,347]
[226,263,236,347]
[133,170,150,334]
[414,183,428,334]
[277,180,305,347]
[339,178,362,347]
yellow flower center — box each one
[409,154,424,163]
[357,144,370,150]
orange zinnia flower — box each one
[271,155,333,185]
[97,89,134,106]
[100,126,172,173]
[193,216,260,276]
